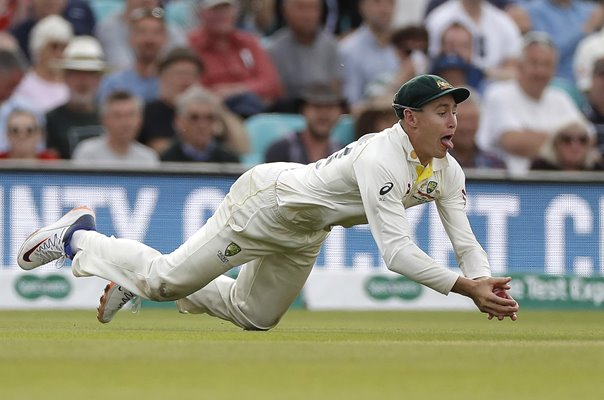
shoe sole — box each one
[97,282,116,324]
[17,206,96,270]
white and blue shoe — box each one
[17,206,96,270]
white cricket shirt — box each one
[275,123,491,295]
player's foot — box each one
[17,206,96,270]
[97,282,137,324]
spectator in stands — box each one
[12,15,72,114]
[10,0,96,61]
[95,0,187,72]
[531,116,604,171]
[72,90,159,165]
[390,24,430,75]
[577,52,604,155]
[0,0,29,30]
[0,48,30,153]
[425,0,522,81]
[424,0,517,16]
[519,0,604,85]
[476,32,583,175]
[359,24,432,107]
[265,84,345,163]
[0,108,58,159]
[267,0,342,113]
[448,91,505,169]
[138,47,204,154]
[338,0,402,111]
[188,0,283,118]
[139,48,249,156]
[161,85,240,163]
[46,36,106,159]
[0,30,20,51]
[97,6,167,103]
[430,53,485,92]
[272,0,363,37]
[440,22,474,65]
[237,0,277,36]
[353,97,398,140]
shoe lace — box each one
[36,234,66,267]
[130,295,142,315]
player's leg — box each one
[177,239,326,331]
[70,213,259,302]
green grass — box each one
[1,309,603,400]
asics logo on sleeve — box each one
[379,182,394,195]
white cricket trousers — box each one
[71,163,329,330]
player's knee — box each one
[145,276,186,302]
[240,310,281,331]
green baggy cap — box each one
[392,74,470,118]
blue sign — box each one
[2,170,602,276]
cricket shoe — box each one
[17,206,96,270]
[97,282,140,324]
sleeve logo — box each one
[379,182,394,195]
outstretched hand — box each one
[452,276,519,321]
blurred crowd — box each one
[1,0,604,174]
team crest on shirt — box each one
[217,242,242,263]
[225,242,242,257]
[404,180,439,207]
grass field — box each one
[1,309,603,400]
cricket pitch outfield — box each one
[1,309,603,400]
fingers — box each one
[490,291,518,307]
[490,276,512,288]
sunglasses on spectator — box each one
[185,112,217,122]
[8,125,39,136]
[557,133,589,145]
[130,7,165,22]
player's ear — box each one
[403,108,418,127]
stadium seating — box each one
[242,113,355,166]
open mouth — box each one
[440,135,454,150]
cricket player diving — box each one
[18,74,519,329]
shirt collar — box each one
[394,123,450,171]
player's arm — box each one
[437,164,518,320]
[352,149,459,295]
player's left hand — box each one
[488,287,518,321]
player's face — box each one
[411,95,458,163]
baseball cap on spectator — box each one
[392,74,469,118]
[429,53,484,89]
[199,0,238,9]
[56,36,106,72]
[29,15,73,58]
[430,53,471,74]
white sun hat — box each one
[57,35,107,72]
